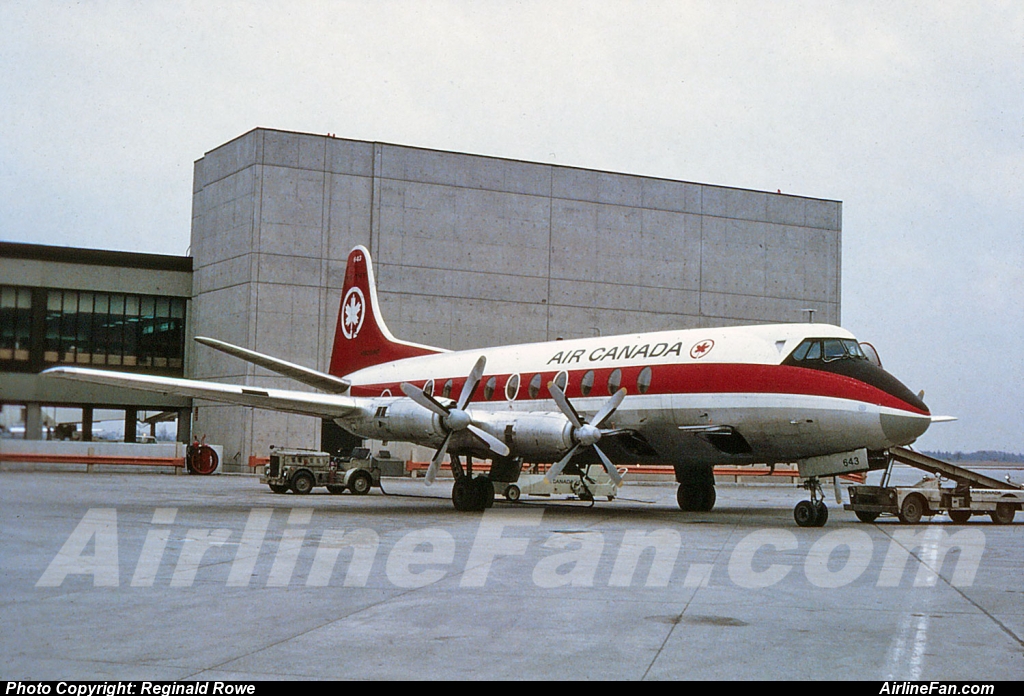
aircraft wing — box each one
[43,367,360,419]
[195,336,351,393]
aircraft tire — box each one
[452,477,475,511]
[475,476,495,509]
[505,484,521,502]
[676,482,715,511]
[813,501,828,527]
[794,500,817,527]
[700,485,717,512]
[948,509,971,524]
[990,503,1015,525]
[675,484,692,510]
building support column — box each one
[24,403,42,440]
[124,408,137,443]
[176,407,192,443]
[81,406,93,442]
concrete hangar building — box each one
[2,127,842,471]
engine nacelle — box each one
[481,411,575,462]
[340,401,578,462]
[339,398,446,448]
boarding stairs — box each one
[888,446,1022,490]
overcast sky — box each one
[2,1,1021,453]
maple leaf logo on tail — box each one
[341,288,365,339]
[328,246,443,378]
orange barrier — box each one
[0,452,185,467]
[248,455,270,470]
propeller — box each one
[545,383,627,485]
[400,355,509,485]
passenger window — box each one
[637,366,652,394]
[442,379,453,399]
[608,368,622,394]
[528,373,542,399]
[553,371,568,393]
[580,370,595,397]
[505,374,520,401]
[483,376,496,400]
[423,379,434,397]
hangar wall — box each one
[190,128,841,470]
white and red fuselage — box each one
[329,247,932,473]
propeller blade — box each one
[467,423,510,457]
[545,443,580,482]
[589,388,627,429]
[425,434,451,486]
[457,355,487,410]
[548,384,583,429]
[592,444,623,485]
[401,382,450,418]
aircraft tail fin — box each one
[329,246,444,377]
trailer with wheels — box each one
[845,448,1023,524]
[261,447,405,495]
[493,463,625,503]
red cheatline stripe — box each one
[349,362,928,415]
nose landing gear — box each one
[450,455,496,512]
[794,477,829,527]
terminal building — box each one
[3,127,842,470]
[0,243,192,442]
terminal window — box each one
[0,284,186,375]
[0,286,32,362]
[45,290,185,370]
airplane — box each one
[45,245,946,526]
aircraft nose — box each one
[880,412,931,446]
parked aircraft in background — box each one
[46,246,944,526]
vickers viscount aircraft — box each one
[46,246,944,526]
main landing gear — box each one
[794,477,829,527]
[450,455,495,512]
[676,466,717,512]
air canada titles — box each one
[547,341,687,365]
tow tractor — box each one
[844,447,1023,524]
[261,446,405,495]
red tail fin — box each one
[329,246,443,377]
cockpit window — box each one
[823,339,845,361]
[842,339,864,358]
[789,338,866,363]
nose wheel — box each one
[794,477,829,527]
